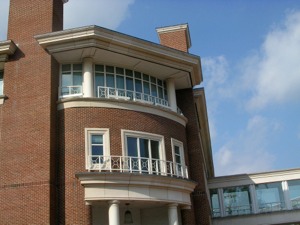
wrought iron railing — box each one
[60,85,83,97]
[97,86,170,109]
[88,155,189,179]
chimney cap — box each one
[156,23,191,49]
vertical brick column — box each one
[177,88,212,225]
[0,0,63,224]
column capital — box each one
[83,57,94,63]
[108,200,120,205]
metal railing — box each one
[224,204,252,216]
[60,85,83,97]
[97,86,170,109]
[258,202,285,213]
[88,155,189,179]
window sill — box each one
[0,95,7,105]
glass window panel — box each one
[106,66,114,73]
[127,137,138,157]
[158,87,163,99]
[164,89,168,101]
[256,182,285,212]
[150,140,159,159]
[62,64,71,72]
[143,82,150,95]
[157,79,163,86]
[175,155,181,164]
[125,69,133,77]
[139,139,149,158]
[95,64,104,72]
[116,67,124,75]
[95,73,104,87]
[210,189,221,217]
[116,75,125,89]
[92,135,103,144]
[223,186,252,216]
[62,74,72,86]
[92,146,103,155]
[151,84,157,97]
[143,74,149,81]
[288,180,300,209]
[106,74,115,88]
[174,146,180,154]
[135,79,142,93]
[73,72,83,86]
[135,71,141,79]
[150,76,156,84]
[73,64,82,71]
[126,77,134,90]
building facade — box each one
[0,1,214,225]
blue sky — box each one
[1,0,300,176]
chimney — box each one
[156,24,191,52]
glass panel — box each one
[127,137,138,157]
[106,74,115,88]
[92,135,103,144]
[174,146,180,154]
[73,64,82,71]
[151,84,157,97]
[126,77,134,90]
[143,82,150,95]
[92,145,103,155]
[62,64,71,72]
[143,74,149,81]
[210,189,221,217]
[73,71,82,86]
[126,69,133,77]
[95,73,104,87]
[139,139,149,158]
[106,66,114,73]
[135,79,142,93]
[288,180,300,209]
[116,67,124,75]
[175,155,181,164]
[256,182,285,212]
[150,76,156,84]
[157,79,163,86]
[116,75,124,89]
[150,140,159,159]
[62,74,72,87]
[158,87,163,99]
[135,71,141,79]
[223,186,252,216]
[95,64,104,72]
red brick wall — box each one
[158,29,189,52]
[57,107,187,224]
[0,0,63,224]
[177,88,212,225]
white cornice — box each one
[0,40,17,61]
[34,25,202,85]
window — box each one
[171,138,186,177]
[288,179,300,209]
[122,130,165,174]
[60,64,83,97]
[85,128,110,170]
[0,70,3,95]
[210,189,221,217]
[255,182,285,212]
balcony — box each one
[87,155,189,179]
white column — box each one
[249,184,258,214]
[282,181,292,210]
[83,57,94,97]
[166,78,177,112]
[108,200,120,225]
[168,203,179,225]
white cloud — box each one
[214,115,277,176]
[0,0,9,40]
[64,0,135,30]
[243,11,300,110]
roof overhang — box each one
[0,40,17,63]
[193,88,214,177]
[35,25,203,89]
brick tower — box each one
[0,0,63,224]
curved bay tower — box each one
[0,0,214,224]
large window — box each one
[85,128,110,170]
[256,182,285,212]
[96,64,168,106]
[288,180,300,209]
[122,130,165,174]
[210,189,221,217]
[61,64,83,97]
[0,70,3,95]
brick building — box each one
[0,0,214,224]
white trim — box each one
[85,128,110,170]
[171,138,185,167]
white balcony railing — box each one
[60,85,83,97]
[97,86,170,109]
[88,155,189,179]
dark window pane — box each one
[157,79,163,86]
[127,137,138,157]
[95,64,104,72]
[73,72,82,86]
[73,64,82,71]
[92,135,103,144]
[106,66,114,73]
[135,71,141,79]
[95,73,104,87]
[143,74,149,81]
[139,139,149,158]
[116,67,124,75]
[106,74,115,87]
[150,76,156,84]
[126,77,134,90]
[126,69,133,77]
[135,79,142,93]
[143,82,150,94]
[62,64,71,72]
[150,140,159,159]
[116,75,124,89]
[92,146,103,155]
[151,84,157,97]
[158,87,163,98]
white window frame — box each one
[171,138,186,177]
[85,128,110,170]
[121,129,166,174]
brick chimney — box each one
[156,24,191,52]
